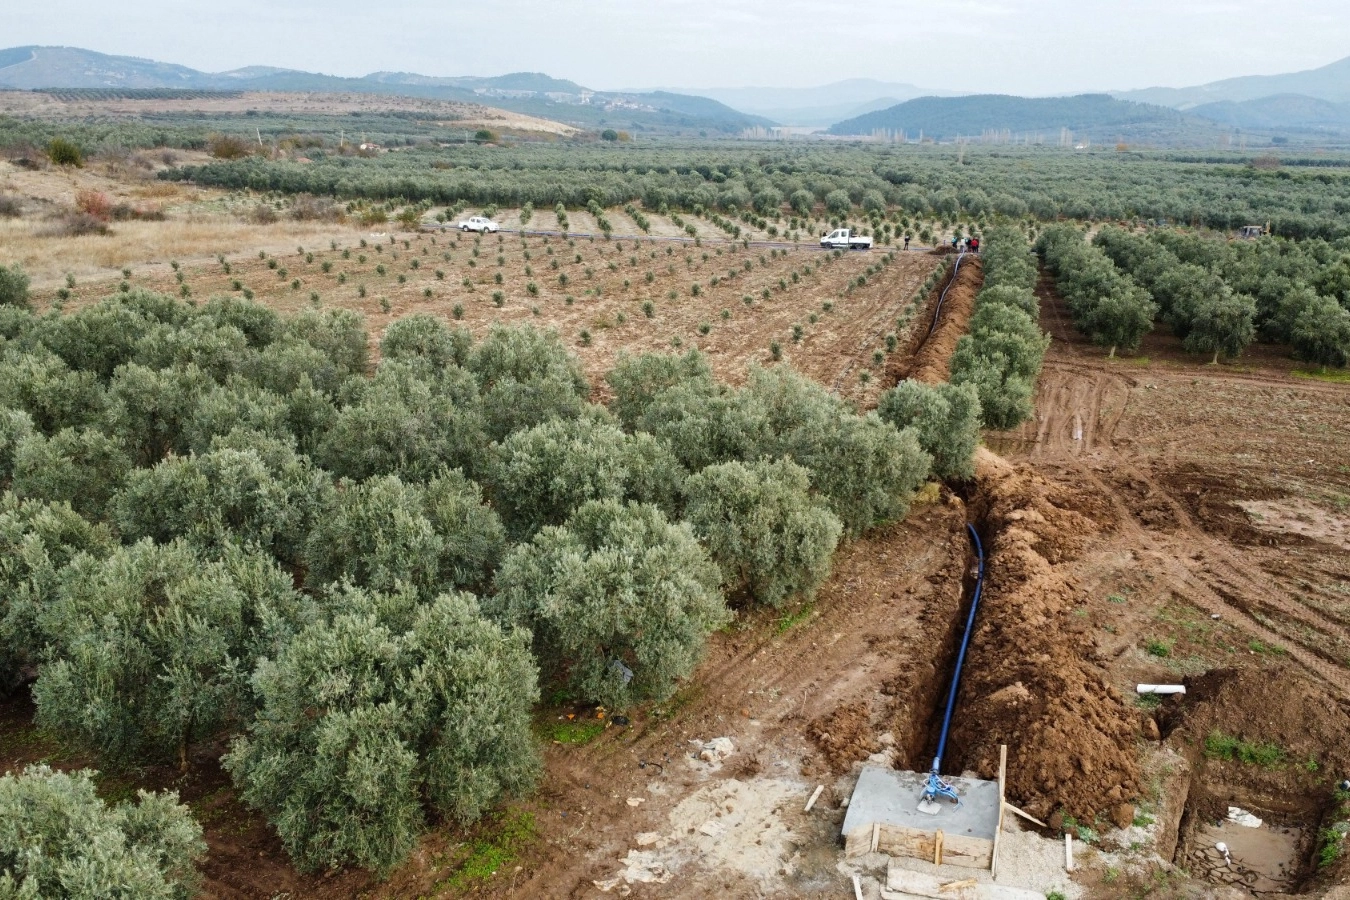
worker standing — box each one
[903,234,911,251]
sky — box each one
[7,0,1350,94]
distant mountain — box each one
[0,45,208,89]
[828,94,1222,144]
[1188,93,1350,133]
[667,78,957,126]
[1115,55,1350,108]
[0,45,772,134]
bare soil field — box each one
[2,169,1348,897]
[0,90,577,134]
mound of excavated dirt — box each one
[948,449,1142,822]
[893,256,982,387]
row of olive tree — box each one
[1095,227,1350,367]
[946,226,1051,428]
[1037,224,1157,358]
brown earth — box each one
[895,251,981,386]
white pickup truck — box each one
[457,215,500,233]
[820,228,872,250]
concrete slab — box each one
[841,767,1001,843]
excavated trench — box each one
[1155,668,1350,896]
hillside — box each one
[827,93,1218,143]
[681,78,958,126]
[0,45,771,134]
[1189,93,1350,133]
[1116,54,1350,108]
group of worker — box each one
[896,234,979,252]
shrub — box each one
[307,469,503,598]
[0,765,204,899]
[745,366,931,536]
[466,324,589,441]
[491,499,726,708]
[206,133,252,160]
[1184,293,1257,363]
[0,194,22,218]
[1292,294,1350,369]
[0,264,31,310]
[47,138,83,167]
[684,458,842,607]
[605,349,713,428]
[226,589,539,875]
[878,380,982,480]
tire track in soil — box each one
[1007,275,1350,702]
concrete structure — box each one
[842,766,1003,871]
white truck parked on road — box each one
[457,215,500,233]
[820,228,872,250]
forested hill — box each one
[828,94,1219,143]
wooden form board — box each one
[845,822,993,869]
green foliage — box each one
[878,380,982,480]
[951,226,1047,429]
[1203,730,1286,768]
[34,540,307,766]
[111,438,330,566]
[1184,292,1257,362]
[12,426,132,520]
[47,137,84,167]
[0,764,204,899]
[1292,294,1350,368]
[490,411,683,539]
[225,589,540,875]
[0,264,31,310]
[379,313,472,369]
[683,458,842,608]
[491,499,726,709]
[605,349,713,429]
[306,471,504,598]
[745,366,931,536]
[466,324,589,441]
[1039,224,1157,356]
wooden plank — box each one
[843,824,872,858]
[804,784,824,812]
[934,829,944,866]
[1064,833,1074,872]
[883,863,1051,900]
[872,822,881,854]
[991,744,1007,877]
[876,825,992,870]
[853,874,864,900]
[1003,803,1047,829]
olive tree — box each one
[0,495,112,692]
[491,499,726,708]
[605,349,713,429]
[683,459,841,607]
[950,342,1037,430]
[1183,293,1257,363]
[465,324,589,441]
[746,366,931,535]
[490,411,684,538]
[380,314,472,370]
[878,380,982,480]
[0,765,205,900]
[11,426,132,520]
[634,379,770,473]
[306,471,504,598]
[0,349,106,435]
[318,360,485,481]
[0,263,30,310]
[1292,294,1350,369]
[111,440,331,566]
[35,540,307,767]
[225,589,539,875]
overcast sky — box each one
[8,0,1350,94]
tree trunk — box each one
[1108,345,1117,359]
[1212,350,1220,365]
